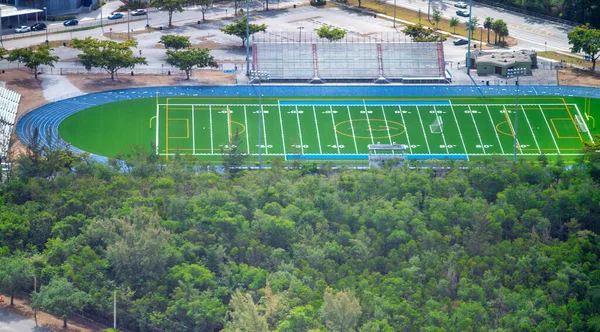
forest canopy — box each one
[0,147,600,331]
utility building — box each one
[468,50,536,77]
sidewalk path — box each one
[0,307,53,332]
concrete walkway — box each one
[0,307,53,332]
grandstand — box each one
[251,33,448,84]
[0,86,21,169]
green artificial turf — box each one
[57,95,600,162]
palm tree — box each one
[491,19,505,45]
[484,17,493,44]
[450,16,460,33]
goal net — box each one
[429,116,443,134]
[575,114,589,133]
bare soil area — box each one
[559,67,600,87]
[0,293,103,332]
[66,70,234,93]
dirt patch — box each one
[0,293,103,332]
[558,67,600,87]
[66,71,234,93]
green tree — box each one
[568,24,600,71]
[315,25,347,42]
[221,128,247,179]
[219,17,267,47]
[195,0,213,22]
[464,16,479,35]
[73,37,147,80]
[166,48,218,80]
[31,277,91,328]
[402,23,446,42]
[483,17,494,43]
[432,9,442,30]
[491,19,507,45]
[7,46,58,79]
[159,35,191,50]
[151,0,185,27]
[0,255,33,306]
[225,289,268,332]
[450,16,460,33]
[582,133,600,180]
[321,289,362,332]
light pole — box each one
[393,0,396,28]
[297,26,303,43]
[146,0,149,27]
[427,0,431,21]
[507,67,528,167]
[127,9,131,40]
[466,0,473,74]
[0,7,3,45]
[245,0,250,77]
[100,3,103,32]
[44,7,48,45]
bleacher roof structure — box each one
[0,86,21,161]
[251,39,448,84]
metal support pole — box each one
[427,0,431,21]
[393,0,396,28]
[466,0,473,74]
[127,10,131,40]
[146,2,149,27]
[297,26,303,43]
[113,291,116,329]
[245,0,250,76]
[44,7,48,45]
[257,88,263,169]
[0,7,3,45]
[514,77,519,166]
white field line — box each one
[398,106,413,154]
[434,106,449,154]
[261,105,268,154]
[486,105,505,154]
[192,105,196,155]
[381,106,393,144]
[521,105,542,154]
[363,100,375,145]
[537,104,560,154]
[244,105,250,154]
[347,106,359,154]
[313,105,323,154]
[416,105,432,154]
[467,105,486,155]
[451,104,469,158]
[295,105,305,154]
[209,105,214,154]
[278,101,287,156]
[329,106,341,154]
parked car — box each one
[453,38,469,46]
[63,19,79,26]
[108,12,123,19]
[15,26,31,33]
[131,9,147,16]
[454,2,468,8]
[30,22,46,31]
[456,10,470,17]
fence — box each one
[0,15,147,42]
[473,0,577,27]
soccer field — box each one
[58,95,597,162]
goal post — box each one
[429,116,443,134]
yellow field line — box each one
[501,106,522,152]
[561,98,584,142]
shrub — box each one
[310,0,327,6]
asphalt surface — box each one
[0,307,53,332]
[387,0,573,51]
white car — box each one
[455,2,468,8]
[131,9,147,16]
[15,26,31,33]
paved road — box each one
[386,0,574,52]
[0,307,53,332]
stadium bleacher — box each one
[252,41,447,84]
[0,86,21,163]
